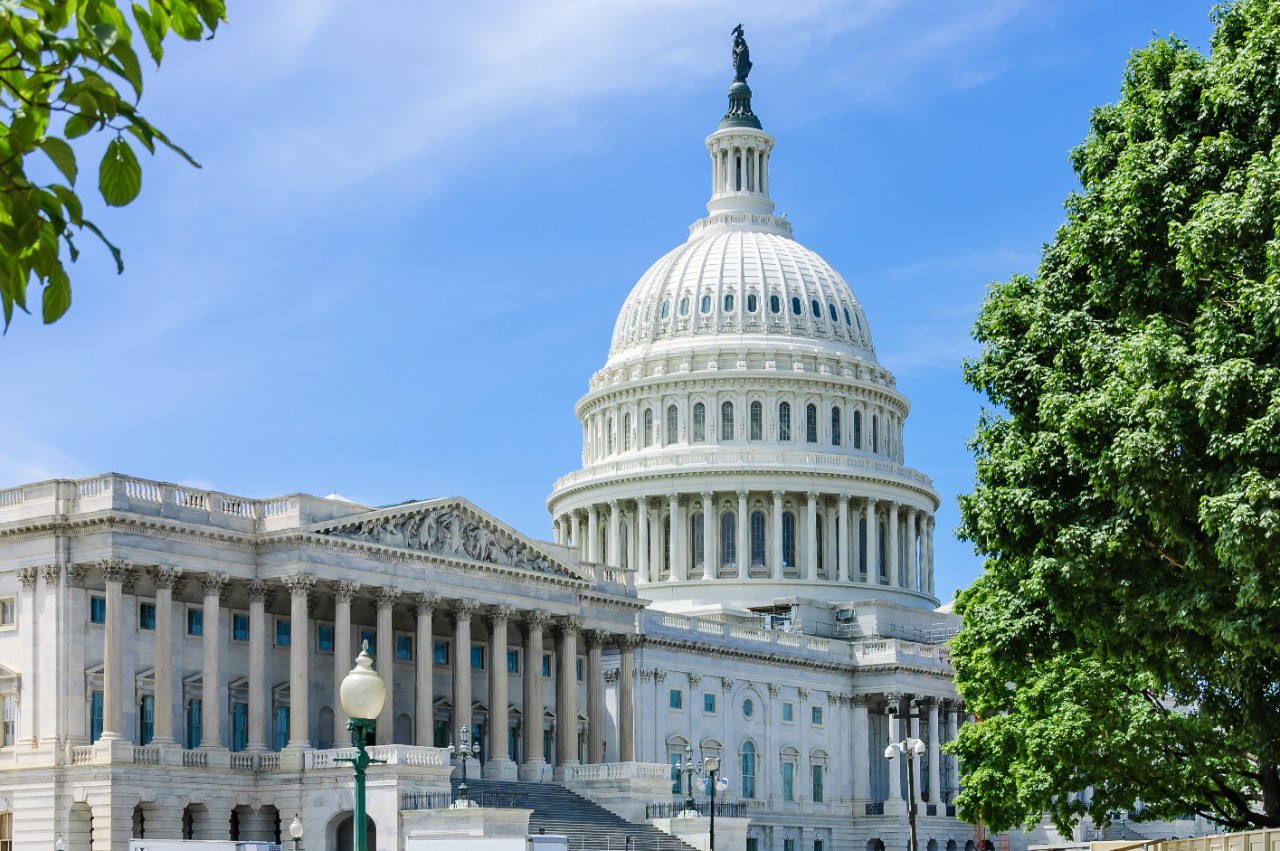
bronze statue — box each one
[732,24,752,83]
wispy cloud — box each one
[0,428,91,487]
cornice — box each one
[0,512,257,553]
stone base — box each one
[885,798,908,816]
[93,735,134,764]
[551,761,580,782]
[483,757,519,781]
[520,759,551,783]
[650,815,751,851]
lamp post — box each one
[288,814,304,851]
[449,725,482,807]
[677,745,699,815]
[337,642,387,851]
[886,737,926,851]
[699,756,730,851]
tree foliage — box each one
[952,0,1280,834]
[0,0,225,329]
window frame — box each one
[138,601,157,632]
[231,611,250,643]
[274,616,292,648]
[779,402,791,441]
[703,692,717,714]
[395,632,415,663]
[805,403,818,443]
[315,622,335,654]
[89,595,107,626]
[185,605,203,637]
[692,402,706,442]
[669,688,684,710]
[720,400,734,441]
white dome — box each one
[608,227,877,363]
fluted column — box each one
[453,600,480,735]
[555,617,582,768]
[245,579,268,751]
[736,490,750,580]
[771,490,784,579]
[284,573,316,748]
[865,498,879,583]
[521,611,550,779]
[587,504,601,562]
[618,636,638,762]
[148,567,181,745]
[885,693,904,807]
[805,491,819,580]
[887,503,900,587]
[910,698,925,805]
[906,508,919,591]
[927,516,936,596]
[486,605,516,777]
[837,496,851,582]
[927,697,941,805]
[333,581,358,744]
[586,630,605,763]
[375,586,400,743]
[948,700,963,801]
[607,501,621,567]
[851,695,870,803]
[99,560,131,740]
[667,494,684,581]
[570,512,582,558]
[415,594,439,747]
[701,491,716,580]
[201,572,229,748]
[636,497,651,584]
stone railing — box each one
[853,638,953,673]
[306,744,449,770]
[182,750,208,768]
[559,762,671,783]
[70,746,95,765]
[582,561,637,593]
[651,614,848,661]
[133,747,160,765]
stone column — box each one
[333,580,359,744]
[667,494,684,581]
[520,611,550,780]
[415,594,439,747]
[554,617,582,771]
[200,572,229,748]
[949,701,963,801]
[375,586,400,743]
[245,579,268,752]
[851,695,870,804]
[453,600,480,737]
[99,560,131,740]
[12,568,35,745]
[586,630,605,763]
[284,573,316,749]
[927,698,941,806]
[865,498,878,583]
[885,693,904,812]
[553,517,563,546]
[887,503,900,588]
[587,504,601,563]
[910,699,925,805]
[906,508,919,591]
[149,567,181,746]
[771,490,785,579]
[737,490,750,580]
[607,501,621,567]
[837,496,850,582]
[486,606,517,779]
[805,492,819,581]
[570,512,582,559]
[637,497,651,584]
[927,516,936,596]
[701,491,716,580]
[618,636,638,762]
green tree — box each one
[952,0,1280,833]
[0,0,225,329]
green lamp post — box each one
[336,642,387,851]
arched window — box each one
[779,402,792,441]
[724,294,735,312]
[666,405,678,445]
[643,408,654,448]
[691,512,705,567]
[853,410,862,449]
[844,306,852,325]
[741,741,757,798]
[721,512,736,566]
[828,302,838,322]
[805,403,818,443]
[606,416,614,455]
[721,401,734,441]
[782,511,796,567]
[872,414,880,453]
[623,413,631,451]
[679,297,690,316]
[692,402,706,442]
[831,406,842,446]
[747,293,758,312]
[770,294,781,314]
[791,296,803,315]
[701,294,712,314]
[660,300,670,319]
[750,401,763,440]
[811,298,821,317]
[750,511,766,566]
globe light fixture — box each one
[449,725,482,807]
[885,737,927,851]
[55,837,65,851]
[288,814,304,851]
[336,642,387,851]
[702,756,730,851]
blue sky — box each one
[3,0,1219,600]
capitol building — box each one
[0,39,972,851]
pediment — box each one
[310,498,580,580]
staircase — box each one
[450,778,700,851]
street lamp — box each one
[677,745,699,815]
[288,815,304,851]
[449,725,482,807]
[697,756,730,851]
[337,642,387,851]
[55,837,64,851]
[886,737,926,851]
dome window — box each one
[749,401,763,440]
[724,294,734,312]
[660,300,670,319]
[770,295,781,314]
[700,295,712,314]
[843,307,851,326]
[790,296,802,315]
[747,294,758,312]
[645,305,652,322]
[828,302,837,322]
[680,297,690,316]
[805,403,818,443]
[778,402,792,441]
[853,410,862,449]
[750,511,766,565]
[692,402,706,442]
[720,401,734,441]
[666,405,678,445]
[831,406,842,446]
[811,299,821,318]
[643,408,654,448]
[782,512,796,567]
[855,313,863,331]
[623,412,632,451]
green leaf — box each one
[109,40,145,99]
[132,3,164,64]
[91,24,119,53]
[83,220,124,274]
[41,267,71,324]
[64,113,93,139]
[98,137,142,207]
[49,184,83,226]
[39,137,78,185]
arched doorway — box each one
[334,812,376,851]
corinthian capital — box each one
[374,585,402,609]
[333,580,360,604]
[98,558,133,584]
[282,573,317,598]
[201,572,230,598]
[148,566,183,590]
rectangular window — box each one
[669,689,683,710]
[0,597,12,628]
[779,403,792,441]
[138,694,154,745]
[90,595,107,625]
[138,602,156,631]
[185,698,202,749]
[815,842,825,851]
[396,634,414,662]
[812,764,825,803]
[0,695,14,747]
[434,719,448,748]
[507,649,520,673]
[90,690,104,742]
[359,629,376,656]
[471,645,486,670]
[433,639,450,666]
[273,706,289,752]
[670,752,683,793]
[186,606,202,636]
[704,693,716,714]
[231,702,248,752]
[812,706,823,725]
[275,617,291,647]
[747,840,760,851]
[542,653,552,678]
[783,762,795,801]
[782,702,794,723]
[232,612,250,642]
[316,623,334,653]
[750,401,763,440]
[575,657,583,681]
[785,841,796,851]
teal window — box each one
[812,764,825,802]
[185,699,202,749]
[542,653,552,678]
[186,607,202,636]
[742,698,754,719]
[751,511,766,565]
[471,646,486,670]
[138,694,154,745]
[434,639,450,666]
[138,602,156,631]
[785,840,796,851]
[434,719,448,748]
[660,300,670,319]
[704,693,716,713]
[724,294,734,312]
[396,635,413,662]
[359,629,376,655]
[232,613,249,642]
[575,657,583,681]
[701,294,712,313]
[828,302,837,322]
[669,689,683,710]
[316,623,334,653]
[872,414,879,453]
[507,649,519,673]
[770,294,781,314]
[812,705,824,725]
[811,298,821,317]
[273,706,288,752]
[90,596,106,625]
[89,690,104,742]
[679,297,690,316]
[275,618,291,647]
[782,512,796,567]
[232,702,248,752]
[741,741,756,798]
[783,761,795,801]
[782,702,793,722]
[853,410,862,448]
[844,307,851,325]
[670,752,683,793]
[791,296,802,315]
[747,293,758,312]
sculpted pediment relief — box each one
[316,502,576,579]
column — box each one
[927,516,936,596]
[607,501,621,567]
[375,586,400,743]
[948,701,963,801]
[906,508,919,591]
[701,491,716,580]
[65,564,89,744]
[14,568,37,744]
[927,698,941,807]
[553,517,563,546]
[333,581,358,744]
[201,572,229,748]
[850,695,870,803]
[737,490,750,580]
[887,503,900,587]
[149,567,181,745]
[865,498,878,583]
[837,496,850,583]
[805,492,819,581]
[587,504,601,563]
[99,561,130,740]
[453,600,480,736]
[486,605,515,777]
[586,630,604,763]
[570,512,582,558]
[637,497,651,584]
[415,594,439,747]
[909,699,925,805]
[667,494,684,581]
[555,617,582,768]
[245,579,268,751]
[771,491,784,579]
[521,612,550,779]
[885,693,904,808]
[284,573,316,749]
[618,636,638,762]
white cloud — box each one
[0,429,91,488]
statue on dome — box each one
[731,24,752,82]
